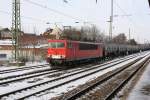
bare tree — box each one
[61,28,81,40]
[80,25,102,42]
[90,25,100,41]
[112,33,127,44]
[128,39,137,45]
[43,25,107,42]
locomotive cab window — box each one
[48,42,65,48]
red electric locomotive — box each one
[47,39,103,66]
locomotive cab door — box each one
[67,42,76,61]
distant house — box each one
[0,28,12,39]
[43,28,53,36]
[0,39,48,64]
[0,28,48,64]
[43,27,62,39]
[20,33,47,45]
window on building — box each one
[0,54,7,58]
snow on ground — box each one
[0,51,149,100]
[0,52,138,78]
[26,56,144,100]
[0,39,12,45]
[0,61,47,71]
[0,66,50,78]
[0,61,49,78]
[127,61,150,100]
[0,55,140,99]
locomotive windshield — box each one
[48,42,65,48]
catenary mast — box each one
[109,0,114,41]
[12,0,21,63]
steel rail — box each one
[65,55,149,100]
[0,64,49,74]
[105,57,150,100]
[0,55,135,99]
[0,54,136,86]
[15,56,140,99]
[63,58,142,100]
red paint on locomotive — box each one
[47,39,103,65]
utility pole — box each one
[129,28,131,40]
[96,0,97,3]
[12,0,21,64]
[109,0,114,41]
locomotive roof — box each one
[48,39,103,45]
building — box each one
[0,28,12,39]
[0,28,48,64]
[0,42,47,64]
[43,27,63,39]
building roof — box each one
[0,28,10,32]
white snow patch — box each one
[0,61,47,71]
[127,61,150,100]
[27,56,143,100]
[0,40,13,45]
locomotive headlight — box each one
[51,55,65,59]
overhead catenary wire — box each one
[0,10,47,23]
[113,1,142,34]
[1,0,146,38]
[24,0,85,22]
[0,9,47,34]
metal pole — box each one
[129,28,131,40]
[12,0,21,65]
[109,0,113,41]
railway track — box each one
[0,53,138,86]
[0,65,93,86]
[0,53,146,100]
[105,58,150,100]
[62,54,150,100]
[0,64,49,74]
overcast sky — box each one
[0,0,150,43]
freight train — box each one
[46,39,150,67]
